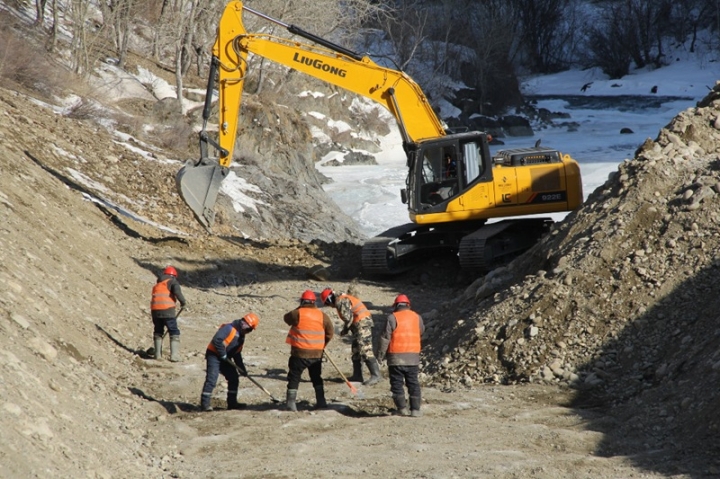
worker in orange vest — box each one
[200,313,260,412]
[150,265,187,361]
[376,294,425,417]
[283,290,334,411]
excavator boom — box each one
[176,1,445,227]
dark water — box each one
[526,94,694,112]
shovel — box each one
[225,359,282,404]
[323,350,363,399]
[161,306,184,340]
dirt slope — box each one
[4,71,720,479]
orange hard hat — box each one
[320,288,334,305]
[163,266,178,277]
[301,290,316,302]
[242,312,260,330]
[393,294,410,308]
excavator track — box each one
[362,219,552,275]
[361,223,420,275]
[458,218,553,270]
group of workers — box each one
[150,266,425,417]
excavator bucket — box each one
[175,159,228,229]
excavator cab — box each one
[405,132,491,216]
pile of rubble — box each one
[422,83,720,461]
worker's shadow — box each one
[128,387,198,414]
[322,402,387,418]
[95,324,154,359]
[256,400,385,418]
[262,368,288,382]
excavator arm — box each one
[176,0,446,228]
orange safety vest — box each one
[207,325,239,354]
[151,279,176,311]
[388,309,421,354]
[338,294,371,324]
[286,308,326,350]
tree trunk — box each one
[34,0,48,27]
[175,46,186,115]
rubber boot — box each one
[227,392,246,410]
[363,358,382,386]
[346,359,363,382]
[314,386,327,409]
[410,396,422,417]
[169,336,181,362]
[392,395,409,416]
[286,389,298,412]
[153,335,163,360]
[200,392,213,412]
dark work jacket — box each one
[206,320,247,359]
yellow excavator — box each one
[176,1,583,274]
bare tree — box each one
[139,0,221,112]
[668,0,715,53]
[98,0,138,69]
[511,0,579,73]
[588,0,674,71]
[626,0,673,68]
[367,0,429,71]
[584,2,633,78]
[48,0,59,51]
[460,0,522,114]
[34,0,49,27]
[69,0,93,75]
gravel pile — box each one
[421,83,720,459]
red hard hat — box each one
[301,290,316,302]
[163,266,178,277]
[393,294,410,307]
[242,312,260,330]
[320,288,334,305]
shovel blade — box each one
[176,159,228,228]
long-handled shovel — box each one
[161,306,184,340]
[323,350,363,399]
[225,359,282,404]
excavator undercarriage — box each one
[361,218,553,275]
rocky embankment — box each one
[421,83,720,466]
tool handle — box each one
[323,351,358,394]
[225,359,281,403]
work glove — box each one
[221,354,227,361]
[235,358,248,376]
